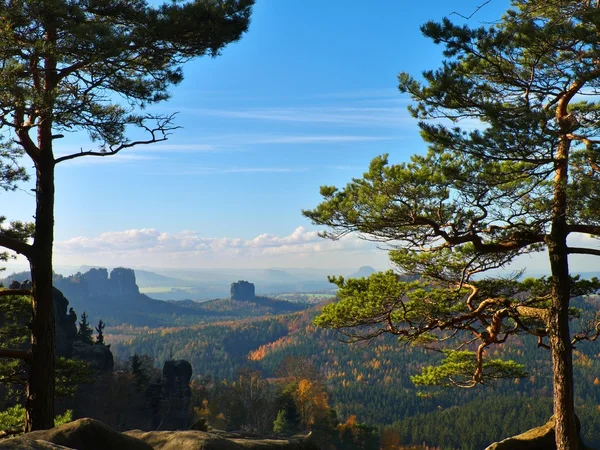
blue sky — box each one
[12,0,592,272]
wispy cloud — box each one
[54,226,372,268]
[250,135,392,145]
[156,166,305,175]
[174,106,411,127]
[128,143,218,153]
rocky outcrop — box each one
[4,282,79,359]
[146,360,193,430]
[230,281,255,301]
[109,268,140,297]
[71,342,114,372]
[485,416,590,450]
[52,288,78,359]
[2,419,320,450]
[54,267,140,304]
[5,418,153,450]
[0,439,72,449]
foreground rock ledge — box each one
[0,418,320,450]
[485,416,593,450]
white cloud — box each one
[53,226,376,269]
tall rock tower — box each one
[230,280,255,301]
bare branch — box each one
[54,114,180,164]
[450,0,492,20]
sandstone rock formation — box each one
[2,418,153,450]
[71,342,114,372]
[146,359,193,430]
[0,439,72,449]
[230,281,255,301]
[1,418,320,450]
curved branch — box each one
[54,136,168,164]
[0,235,33,258]
[568,225,600,236]
[567,247,600,257]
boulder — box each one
[126,430,243,450]
[0,440,72,450]
[485,416,589,450]
[126,430,319,450]
[14,418,152,450]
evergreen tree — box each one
[95,320,105,346]
[131,354,149,388]
[304,2,600,448]
[77,313,93,345]
[273,409,288,436]
[0,0,254,430]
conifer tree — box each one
[273,409,288,436]
[77,312,93,345]
[95,320,105,346]
[131,354,149,388]
[304,2,600,448]
[0,0,254,430]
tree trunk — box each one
[25,155,56,432]
[548,249,578,450]
[547,132,578,450]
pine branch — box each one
[567,247,600,257]
[568,225,600,236]
[0,348,31,362]
[0,234,32,258]
[54,114,179,164]
[0,290,31,297]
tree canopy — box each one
[304,1,600,449]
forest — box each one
[108,294,600,449]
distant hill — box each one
[349,266,377,278]
[133,269,190,288]
[50,267,310,327]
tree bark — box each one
[548,132,578,450]
[25,148,56,432]
[25,96,56,431]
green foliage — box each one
[77,312,94,344]
[272,409,288,435]
[130,354,149,388]
[410,351,527,389]
[0,0,255,153]
[0,405,72,434]
[55,358,91,397]
[0,290,91,400]
[273,409,289,436]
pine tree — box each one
[273,409,288,436]
[77,313,93,345]
[95,320,105,346]
[131,354,149,388]
[304,2,600,448]
[0,0,254,430]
